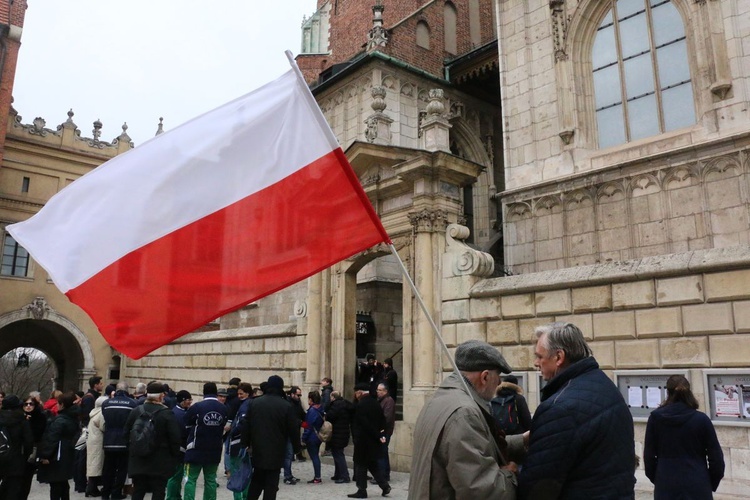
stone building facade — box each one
[0,107,135,391]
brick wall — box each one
[0,0,27,167]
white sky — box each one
[13,0,319,146]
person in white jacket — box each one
[86,395,108,497]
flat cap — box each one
[146,381,165,394]
[455,340,512,374]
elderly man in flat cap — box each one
[409,340,527,499]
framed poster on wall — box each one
[703,369,750,426]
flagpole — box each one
[285,50,341,151]
[388,243,474,396]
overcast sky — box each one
[13,0,318,146]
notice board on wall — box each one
[614,370,689,420]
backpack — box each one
[129,407,164,457]
[312,408,332,443]
[491,394,520,435]
[0,426,11,462]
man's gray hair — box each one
[134,382,147,395]
[535,322,592,363]
[116,381,129,392]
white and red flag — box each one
[8,63,390,359]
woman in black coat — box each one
[0,395,35,499]
[644,375,725,499]
[37,392,81,500]
[324,391,354,483]
[21,396,48,499]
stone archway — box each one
[0,297,95,392]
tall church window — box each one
[444,2,458,55]
[2,233,29,277]
[417,21,430,49]
[592,0,695,148]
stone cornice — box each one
[501,130,750,202]
[471,246,750,297]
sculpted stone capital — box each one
[408,208,449,233]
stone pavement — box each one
[29,459,741,499]
[27,461,410,500]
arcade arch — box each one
[0,299,95,392]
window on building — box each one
[22,177,30,193]
[444,2,458,55]
[417,21,430,49]
[2,233,29,277]
[592,0,695,149]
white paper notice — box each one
[628,386,643,407]
[646,387,662,408]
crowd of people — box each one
[0,358,399,500]
[1,324,727,499]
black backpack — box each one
[491,394,520,435]
[0,425,11,462]
[129,407,164,457]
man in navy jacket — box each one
[518,322,636,499]
[184,382,227,500]
[101,381,137,500]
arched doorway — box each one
[0,298,95,392]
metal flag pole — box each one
[387,243,474,396]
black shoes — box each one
[335,478,351,483]
[348,491,367,498]
[382,484,391,496]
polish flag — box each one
[8,63,390,359]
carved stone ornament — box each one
[293,300,307,318]
[364,85,393,144]
[445,224,494,277]
[367,1,388,51]
[559,128,575,145]
[550,0,569,62]
[408,208,449,233]
[24,296,52,320]
[426,89,446,117]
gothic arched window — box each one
[592,0,695,148]
[417,21,430,49]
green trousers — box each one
[165,462,184,500]
[183,462,218,500]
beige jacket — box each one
[86,407,106,477]
[408,373,525,499]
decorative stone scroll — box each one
[445,224,494,277]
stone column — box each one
[408,209,448,387]
[305,273,322,383]
[330,265,358,397]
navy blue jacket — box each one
[644,402,724,499]
[172,404,189,454]
[518,357,636,499]
[101,391,138,451]
[184,396,227,465]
